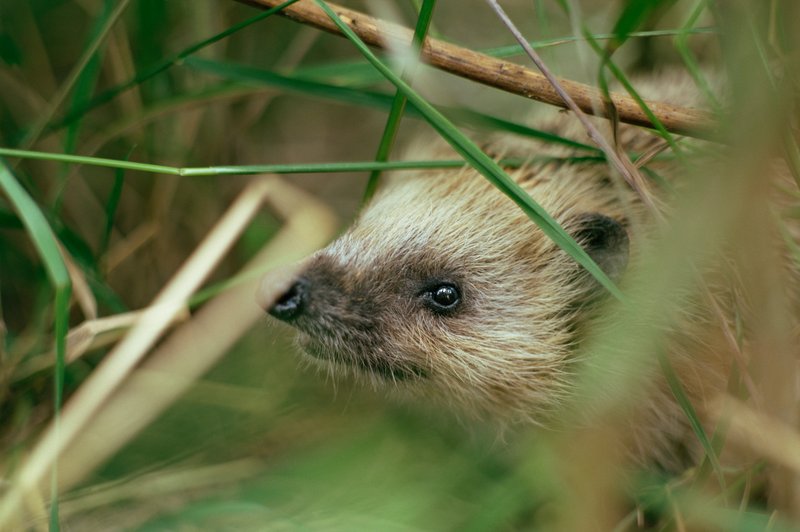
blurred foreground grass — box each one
[1,0,799,530]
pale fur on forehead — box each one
[335,65,709,277]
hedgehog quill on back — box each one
[256,70,799,501]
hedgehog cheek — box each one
[571,213,630,283]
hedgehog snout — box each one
[256,259,313,323]
[269,278,308,322]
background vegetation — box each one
[0,0,798,530]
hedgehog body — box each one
[258,72,798,472]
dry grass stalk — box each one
[12,308,190,382]
[483,0,659,216]
[710,395,800,475]
[237,0,715,138]
[61,246,97,320]
[58,459,265,523]
[0,176,337,529]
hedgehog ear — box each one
[571,213,629,282]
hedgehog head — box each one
[258,163,630,424]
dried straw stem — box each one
[237,0,716,139]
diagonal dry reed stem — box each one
[236,0,716,139]
[0,176,337,528]
[483,0,659,216]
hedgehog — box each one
[256,71,799,474]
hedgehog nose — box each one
[268,278,308,322]
[256,260,311,322]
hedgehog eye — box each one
[421,283,461,313]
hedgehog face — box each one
[258,168,630,421]
[263,247,465,382]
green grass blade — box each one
[408,0,443,39]
[363,0,437,203]
[314,0,623,300]
[185,59,598,151]
[450,110,600,153]
[658,350,725,488]
[0,147,604,177]
[291,59,385,85]
[48,0,302,133]
[0,148,180,175]
[0,162,71,370]
[186,56,400,109]
[63,0,114,150]
[606,0,671,56]
[179,160,510,176]
[585,31,683,156]
[674,0,722,112]
[18,0,132,150]
[0,160,71,529]
[100,157,128,258]
[581,0,683,157]
[56,0,114,214]
[182,155,600,173]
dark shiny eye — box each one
[422,283,461,313]
[433,285,458,306]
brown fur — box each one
[259,71,799,476]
